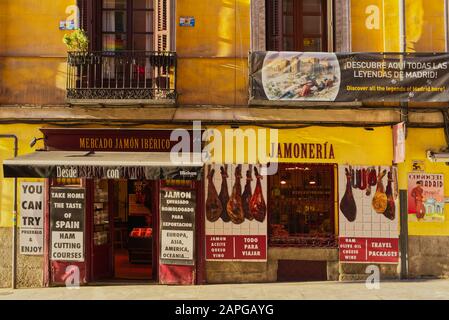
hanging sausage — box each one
[206,165,223,222]
[227,165,245,224]
[250,166,267,223]
[242,165,254,220]
[219,165,231,222]
[340,168,357,222]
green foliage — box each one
[63,29,89,52]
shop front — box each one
[3,128,205,286]
[204,125,401,283]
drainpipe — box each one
[0,135,18,289]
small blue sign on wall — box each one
[180,16,195,27]
[60,20,77,30]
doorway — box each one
[111,179,157,280]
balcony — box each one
[67,51,176,104]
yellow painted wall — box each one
[351,0,444,52]
[0,125,45,227]
[0,0,74,105]
[398,128,449,236]
[175,0,250,106]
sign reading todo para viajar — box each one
[160,187,196,266]
[50,187,85,262]
[19,182,44,255]
[250,52,449,102]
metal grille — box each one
[67,51,177,100]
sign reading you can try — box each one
[160,187,196,266]
[50,187,85,262]
[20,182,44,255]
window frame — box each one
[266,0,329,52]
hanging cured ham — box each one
[219,165,231,222]
[206,166,223,222]
[242,165,254,220]
[340,168,357,222]
[250,166,267,223]
[383,170,396,220]
[372,167,388,214]
[227,165,245,224]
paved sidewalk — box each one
[0,279,448,300]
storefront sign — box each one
[250,52,449,102]
[205,164,267,261]
[160,187,196,266]
[19,182,44,255]
[393,122,406,164]
[408,173,444,222]
[275,142,335,160]
[41,129,202,152]
[4,164,202,181]
[339,237,399,263]
[50,187,85,262]
[338,165,399,264]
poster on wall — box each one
[19,182,44,255]
[338,166,399,264]
[160,186,196,266]
[250,52,449,103]
[50,187,85,262]
[408,173,444,222]
[205,164,267,261]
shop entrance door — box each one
[91,179,114,280]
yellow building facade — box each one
[0,0,449,287]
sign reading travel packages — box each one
[50,187,85,262]
[250,52,449,102]
[160,187,196,266]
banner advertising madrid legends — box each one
[250,52,449,102]
[338,166,399,264]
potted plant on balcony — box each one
[63,29,90,65]
[63,29,89,51]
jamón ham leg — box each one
[227,165,245,224]
[372,167,388,214]
[206,165,223,222]
[383,170,396,220]
[242,165,254,220]
[219,165,231,222]
[250,167,267,223]
[340,168,357,222]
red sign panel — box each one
[339,237,399,264]
[206,235,267,261]
[41,128,202,152]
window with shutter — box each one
[83,1,172,52]
[266,0,328,52]
[155,0,170,51]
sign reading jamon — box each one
[250,52,449,102]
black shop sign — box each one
[160,187,196,266]
[50,187,85,262]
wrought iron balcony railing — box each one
[67,51,177,101]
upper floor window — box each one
[78,0,172,52]
[266,0,328,52]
